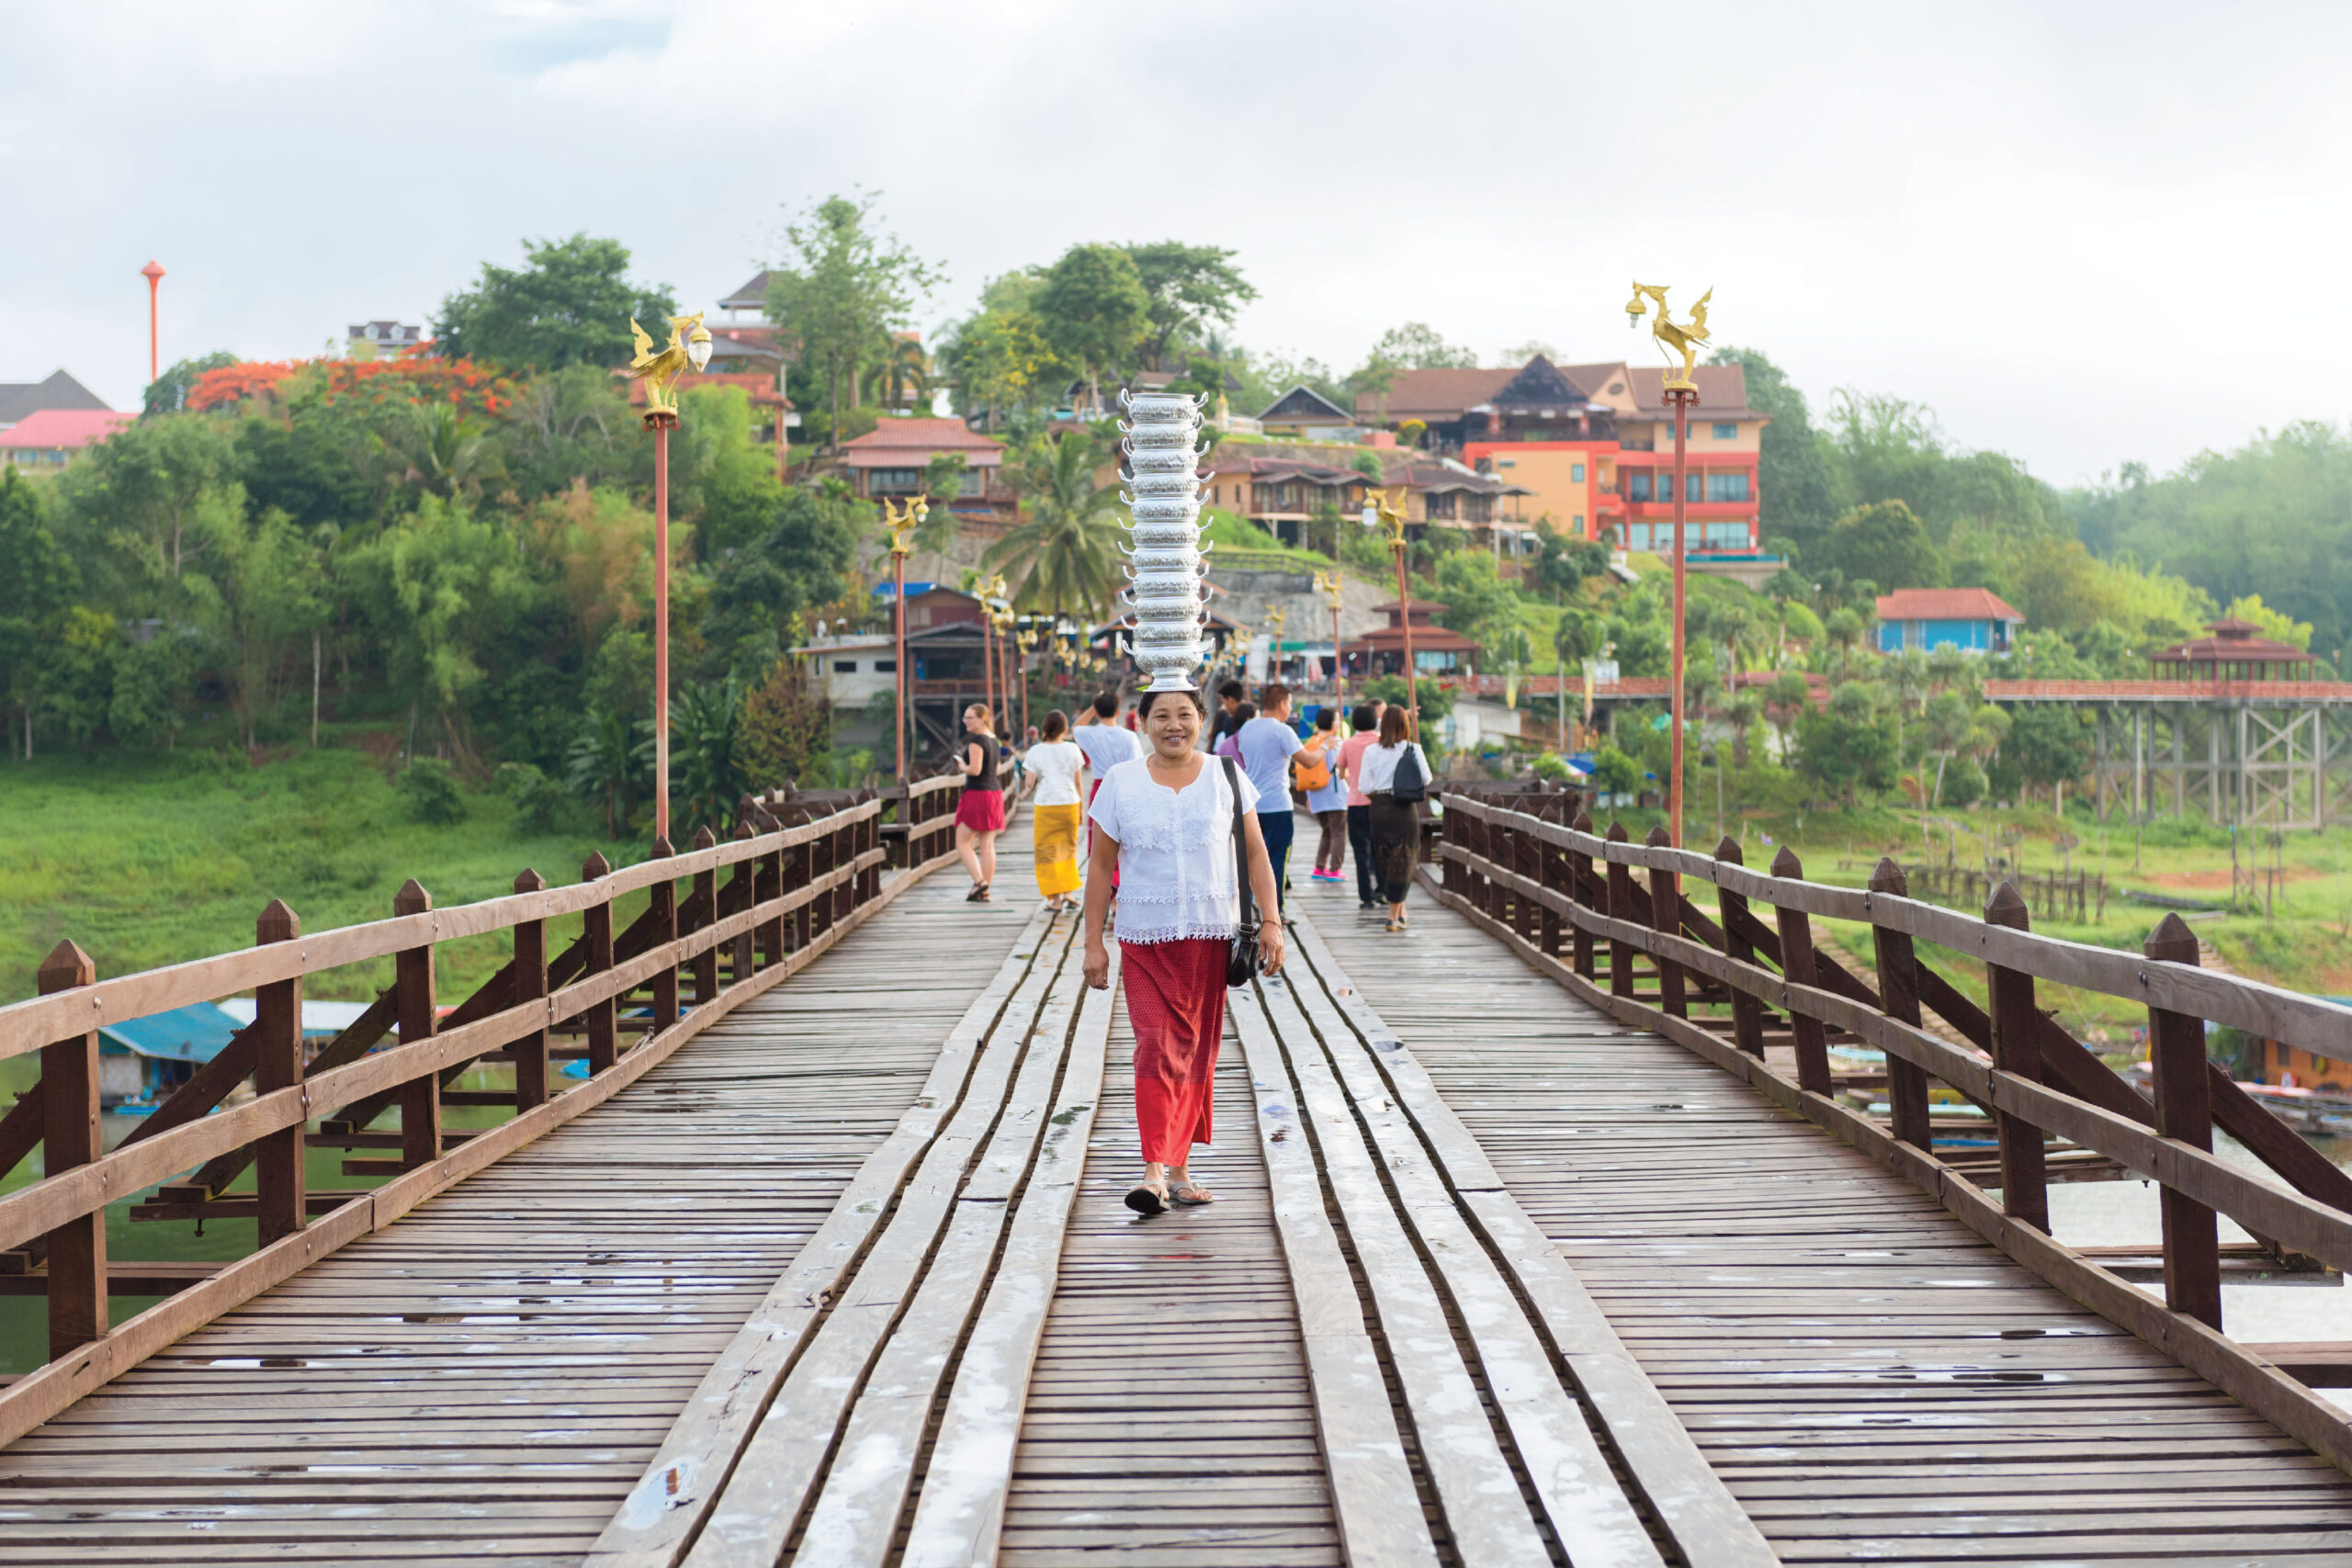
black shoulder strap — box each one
[1223,756,1254,927]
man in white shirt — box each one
[1073,692,1140,788]
[1235,683,1305,910]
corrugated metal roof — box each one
[99,1002,240,1063]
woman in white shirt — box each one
[1355,704,1430,932]
[1082,686,1284,1215]
[1023,710,1089,911]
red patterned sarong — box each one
[1120,937,1228,1164]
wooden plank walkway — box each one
[0,838,1040,1567]
[1310,872,2352,1565]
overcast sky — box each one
[6,0,2348,488]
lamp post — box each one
[1264,604,1287,690]
[1360,489,1416,736]
[626,312,715,843]
[880,497,927,783]
[1014,624,1037,738]
[983,574,1012,733]
[140,261,165,387]
[1313,568,1344,708]
[1625,282,1713,849]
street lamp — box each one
[626,312,714,845]
[1624,281,1712,849]
[1360,489,1417,736]
[880,497,928,783]
[1312,568,1344,709]
[140,261,165,388]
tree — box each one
[144,351,239,416]
[1764,669,1812,760]
[432,234,676,372]
[1035,244,1149,415]
[1590,744,1643,799]
[1123,243,1254,372]
[1795,682,1897,806]
[939,271,1061,431]
[1817,499,1941,592]
[1431,550,1519,655]
[985,430,1125,622]
[1554,608,1605,669]
[62,412,243,586]
[1532,525,1608,604]
[699,481,866,678]
[220,509,329,750]
[766,194,943,454]
[670,676,749,836]
[566,705,644,838]
[1364,322,1478,370]
[2003,703,2092,800]
[1921,688,1973,805]
[0,468,78,758]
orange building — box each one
[1367,355,1769,560]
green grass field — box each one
[0,746,643,1008]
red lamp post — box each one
[140,261,165,387]
[1667,385,1697,850]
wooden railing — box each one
[1430,789,2352,1475]
[0,778,987,1443]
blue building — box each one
[1873,588,2023,656]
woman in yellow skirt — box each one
[1023,710,1089,911]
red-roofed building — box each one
[839,418,1015,522]
[1873,588,2025,655]
[2151,619,2318,682]
[1340,599,1483,678]
[0,408,133,472]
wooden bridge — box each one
[7,776,2352,1564]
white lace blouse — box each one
[1087,756,1261,944]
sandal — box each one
[966,883,991,902]
[1385,918,1404,932]
[1125,1180,1169,1216]
[1170,1178,1215,1206]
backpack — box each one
[1292,737,1334,794]
[1390,742,1427,804]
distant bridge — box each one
[4,782,2352,1562]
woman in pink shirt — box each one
[1339,701,1385,908]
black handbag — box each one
[1221,757,1261,987]
[1391,740,1428,804]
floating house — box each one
[98,1003,241,1109]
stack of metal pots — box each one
[1116,389,1212,690]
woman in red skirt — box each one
[954,703,1007,900]
[1080,687,1284,1214]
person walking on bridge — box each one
[1082,686,1283,1216]
[955,703,1005,901]
[1358,703,1430,932]
[1023,709,1088,912]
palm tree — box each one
[1885,648,1930,754]
[985,430,1124,626]
[670,677,749,836]
[390,402,504,500]
[869,334,930,412]
[565,705,643,839]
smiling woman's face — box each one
[1142,693,1202,760]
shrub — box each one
[396,759,468,826]
[1939,755,1986,807]
[495,761,570,835]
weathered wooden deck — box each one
[8,804,2352,1566]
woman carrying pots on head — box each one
[1081,685,1284,1215]
[955,703,1006,902]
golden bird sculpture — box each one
[627,311,713,426]
[1624,283,1712,393]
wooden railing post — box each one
[1537,818,1564,960]
[689,827,719,1008]
[1645,825,1686,1017]
[1984,881,2051,1233]
[2147,912,2222,1329]
[1568,810,1597,980]
[1769,847,1832,1096]
[1868,859,1935,1151]
[729,820,759,982]
[581,852,617,1075]
[1512,813,1540,946]
[37,941,104,1360]
[1442,795,1468,898]
[254,899,305,1246]
[393,879,441,1169]
[1713,838,1767,1059]
[1605,821,1636,1000]
[513,870,549,1112]
[648,836,679,1032]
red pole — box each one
[654,423,672,842]
[1395,540,1418,739]
[981,607,996,728]
[140,261,165,387]
[1668,389,1691,849]
[894,556,909,783]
